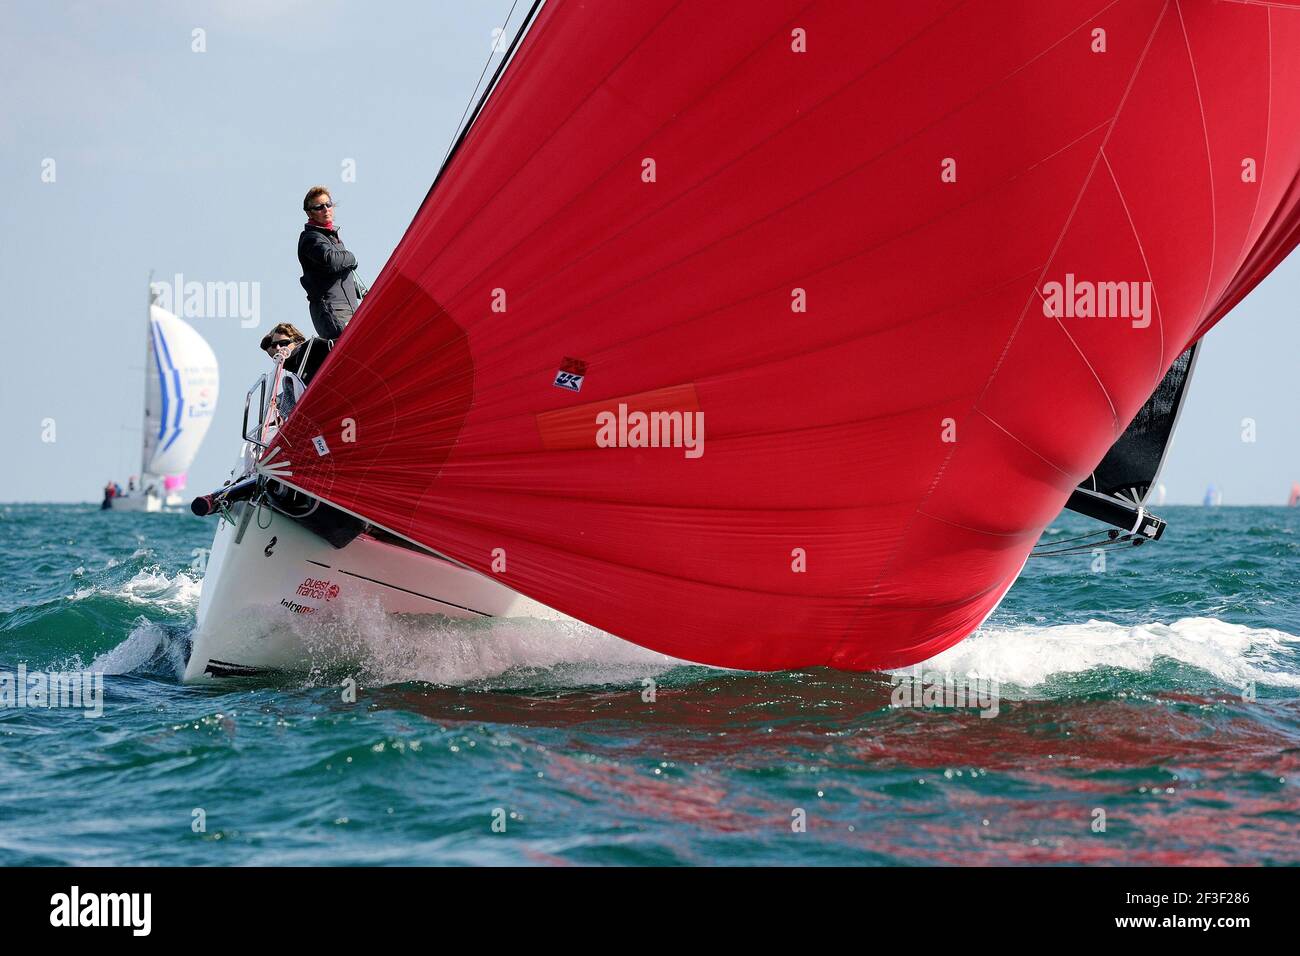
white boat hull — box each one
[183,500,569,682]
[108,492,164,513]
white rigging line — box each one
[439,0,525,170]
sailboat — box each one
[183,1,1300,682]
[109,286,220,512]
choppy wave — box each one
[281,597,682,689]
[912,617,1300,692]
[66,565,201,613]
[13,560,1300,696]
[1,504,1298,865]
[53,560,1295,694]
[89,619,190,678]
[288,609,1300,695]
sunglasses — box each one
[266,339,292,351]
[307,201,335,211]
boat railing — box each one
[241,363,306,451]
[241,375,268,448]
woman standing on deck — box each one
[298,186,364,340]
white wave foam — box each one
[87,619,190,678]
[66,566,202,613]
[298,597,678,688]
[90,620,162,675]
[906,617,1300,691]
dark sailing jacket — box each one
[298,222,359,313]
[285,336,333,386]
[278,336,334,416]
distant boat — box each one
[1153,483,1168,506]
[1203,484,1223,508]
[105,286,219,512]
[1289,482,1299,507]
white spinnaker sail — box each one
[141,304,219,483]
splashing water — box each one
[914,617,1300,692]
[314,600,680,689]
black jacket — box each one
[298,223,359,312]
[278,337,334,416]
[285,337,332,386]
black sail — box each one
[1054,343,1201,544]
[1082,343,1201,504]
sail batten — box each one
[269,1,1300,670]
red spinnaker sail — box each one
[268,1,1300,670]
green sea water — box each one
[0,503,1297,865]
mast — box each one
[140,273,156,483]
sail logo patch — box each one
[312,435,330,456]
[553,357,587,392]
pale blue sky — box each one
[2,1,1297,504]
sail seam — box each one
[427,3,1116,360]
[1233,5,1274,288]
[914,509,1043,540]
[1101,150,1167,394]
[835,2,1171,658]
[976,409,1074,479]
[1174,0,1218,330]
[431,124,1103,415]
